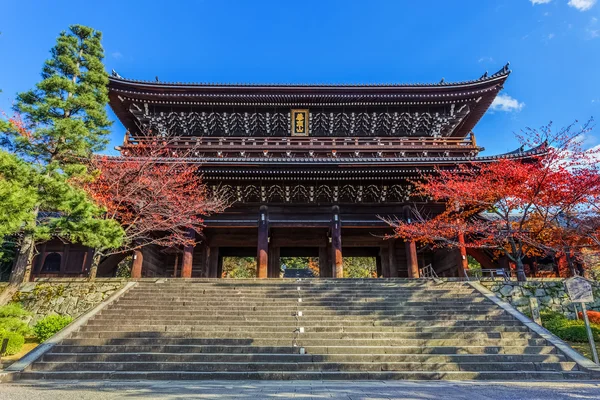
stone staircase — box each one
[22,279,588,380]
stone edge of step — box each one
[468,281,600,378]
[0,281,138,383]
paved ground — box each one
[1,380,600,399]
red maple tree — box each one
[83,145,227,278]
[386,120,600,281]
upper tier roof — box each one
[108,64,510,138]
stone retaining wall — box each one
[11,278,127,324]
[480,279,600,318]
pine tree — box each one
[1,25,123,286]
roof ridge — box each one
[109,63,511,88]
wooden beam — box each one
[406,240,419,278]
[257,206,269,279]
[319,246,328,278]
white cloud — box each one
[491,93,525,112]
[586,17,599,38]
[478,56,495,63]
[530,0,551,4]
[568,0,597,11]
[548,33,556,39]
[111,51,123,59]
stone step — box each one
[64,335,549,347]
[84,321,531,332]
[19,370,588,380]
[122,291,480,301]
[102,309,508,319]
[42,352,566,364]
[73,328,538,341]
[29,360,579,373]
[23,279,583,381]
[51,343,560,355]
[87,317,524,326]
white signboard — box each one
[565,277,594,303]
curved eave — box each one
[108,69,510,138]
[110,145,543,168]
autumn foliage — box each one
[82,147,227,276]
[579,310,600,325]
[387,120,600,281]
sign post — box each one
[565,276,599,364]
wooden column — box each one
[406,240,419,278]
[331,206,343,278]
[131,249,143,278]
[268,246,280,278]
[388,239,398,278]
[201,244,211,277]
[173,253,179,278]
[257,206,269,279]
[319,246,329,278]
[380,245,390,278]
[457,232,469,278]
[181,229,195,278]
[208,247,219,278]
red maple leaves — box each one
[387,121,600,281]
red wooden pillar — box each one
[181,229,195,278]
[457,232,469,278]
[131,249,143,278]
[331,206,343,278]
[257,206,269,279]
[406,240,419,278]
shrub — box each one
[33,315,73,342]
[542,311,600,342]
[0,317,32,336]
[0,303,32,337]
[0,329,25,355]
[0,303,31,318]
[578,310,600,325]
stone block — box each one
[499,285,514,297]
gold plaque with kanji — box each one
[291,109,309,136]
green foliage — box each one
[222,257,256,278]
[33,314,73,342]
[0,303,31,318]
[0,303,32,338]
[0,25,124,270]
[0,329,25,355]
[281,257,309,269]
[0,150,38,239]
[10,25,111,165]
[467,255,482,274]
[115,256,132,278]
[0,317,32,336]
[344,257,377,278]
[541,311,600,342]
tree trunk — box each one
[9,233,37,286]
[88,251,102,281]
[515,258,527,282]
[565,250,577,277]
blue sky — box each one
[1,0,599,155]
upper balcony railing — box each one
[121,134,480,153]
